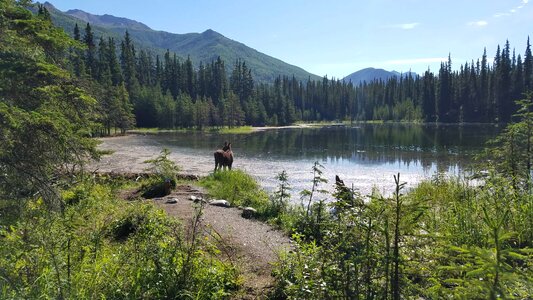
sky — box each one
[48,0,533,78]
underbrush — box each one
[270,173,533,299]
[199,170,309,231]
[200,170,269,210]
[0,179,238,299]
[192,162,533,299]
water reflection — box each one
[152,124,499,172]
[144,124,499,197]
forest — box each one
[62,15,533,129]
[0,1,532,299]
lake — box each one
[97,124,501,199]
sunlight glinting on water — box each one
[95,124,497,202]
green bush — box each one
[0,180,238,299]
[200,170,269,211]
[271,174,533,299]
[144,148,180,183]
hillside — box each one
[343,67,416,85]
[42,2,320,83]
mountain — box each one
[41,2,320,83]
[343,68,416,85]
[65,9,151,31]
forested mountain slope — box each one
[42,2,320,83]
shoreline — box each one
[91,134,438,199]
[125,121,502,136]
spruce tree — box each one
[83,23,97,77]
[73,23,81,41]
[107,37,122,85]
[71,23,85,77]
[524,37,533,92]
[120,31,139,95]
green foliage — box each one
[140,149,180,199]
[481,93,533,191]
[0,0,100,209]
[268,170,291,220]
[271,234,327,299]
[300,161,328,218]
[199,170,269,211]
[272,169,533,298]
[26,3,533,126]
[42,2,319,84]
[215,126,254,134]
[0,180,238,299]
[143,148,181,182]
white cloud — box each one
[494,12,511,17]
[468,20,488,27]
[388,23,420,30]
[400,23,419,30]
[493,1,528,18]
[385,57,448,65]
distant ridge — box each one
[65,9,152,31]
[343,67,417,85]
[41,2,320,83]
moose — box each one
[214,141,233,171]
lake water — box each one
[132,124,500,199]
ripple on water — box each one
[94,124,497,201]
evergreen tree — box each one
[422,69,436,121]
[71,23,85,77]
[74,23,81,41]
[438,60,452,122]
[137,49,153,86]
[107,37,123,85]
[221,91,245,127]
[185,55,195,97]
[498,41,513,122]
[97,37,111,84]
[115,83,135,134]
[83,23,97,77]
[1,1,99,208]
[525,37,533,92]
[120,31,139,95]
[480,48,491,121]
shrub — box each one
[200,170,269,211]
[0,179,238,299]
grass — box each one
[129,126,255,134]
[213,126,254,134]
[198,170,306,233]
[0,178,239,299]
[128,128,190,134]
[199,170,269,210]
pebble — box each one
[210,199,230,207]
[241,207,257,219]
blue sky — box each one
[48,0,533,78]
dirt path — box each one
[150,185,292,299]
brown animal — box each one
[214,142,233,171]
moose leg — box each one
[214,152,220,172]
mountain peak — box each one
[343,68,403,84]
[43,2,57,10]
[343,68,418,84]
[201,29,222,38]
[64,8,151,31]
[42,2,320,83]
